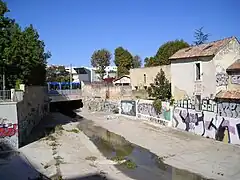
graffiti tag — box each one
[0,123,18,138]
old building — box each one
[113,75,130,86]
[170,38,240,145]
[129,65,171,90]
[169,36,240,104]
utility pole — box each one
[2,67,5,91]
[70,64,72,90]
[2,66,5,100]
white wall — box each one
[171,38,240,100]
[171,57,215,100]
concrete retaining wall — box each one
[120,99,173,126]
[120,99,240,145]
[0,86,49,149]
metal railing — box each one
[48,89,82,96]
[0,90,12,101]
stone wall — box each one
[0,86,49,149]
[82,97,119,114]
[17,86,49,146]
[82,84,132,100]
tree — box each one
[147,69,171,100]
[144,40,189,67]
[193,27,209,45]
[0,1,51,88]
[155,40,189,65]
[46,65,71,82]
[114,47,133,77]
[144,57,158,67]
[132,55,141,68]
[91,49,111,80]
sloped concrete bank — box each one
[78,110,240,180]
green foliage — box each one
[144,40,189,67]
[15,79,22,90]
[132,55,141,68]
[0,1,50,88]
[91,49,111,80]
[153,99,162,115]
[170,97,175,106]
[193,27,209,45]
[147,69,171,100]
[114,47,133,77]
[144,57,158,67]
[46,65,71,82]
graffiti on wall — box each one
[216,72,229,87]
[0,118,18,138]
[231,75,240,85]
[137,101,171,121]
[174,98,216,112]
[173,107,240,144]
[0,123,18,138]
[217,102,240,118]
[121,100,136,116]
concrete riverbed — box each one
[79,110,240,180]
[1,111,240,179]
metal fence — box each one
[48,89,82,96]
[0,90,12,102]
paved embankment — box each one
[19,113,133,180]
[79,111,240,180]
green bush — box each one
[153,99,162,115]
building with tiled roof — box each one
[170,36,240,107]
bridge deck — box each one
[48,89,82,102]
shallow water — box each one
[77,119,215,180]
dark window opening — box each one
[195,63,201,80]
[144,74,146,84]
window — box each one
[135,86,138,90]
[144,86,147,90]
[144,74,146,84]
[195,95,201,111]
[195,63,201,81]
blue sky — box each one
[5,0,240,67]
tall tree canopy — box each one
[91,49,111,80]
[193,27,209,45]
[114,47,133,77]
[46,65,71,82]
[132,55,142,68]
[0,0,50,88]
[144,40,189,67]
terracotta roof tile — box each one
[215,90,240,100]
[170,37,235,60]
[227,59,240,71]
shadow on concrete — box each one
[21,90,84,147]
[0,143,112,180]
[0,143,50,180]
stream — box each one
[76,118,215,180]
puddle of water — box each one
[77,119,215,180]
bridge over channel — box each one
[48,89,82,102]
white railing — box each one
[48,89,82,96]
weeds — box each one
[66,128,80,133]
[85,156,97,161]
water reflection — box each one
[77,119,214,180]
